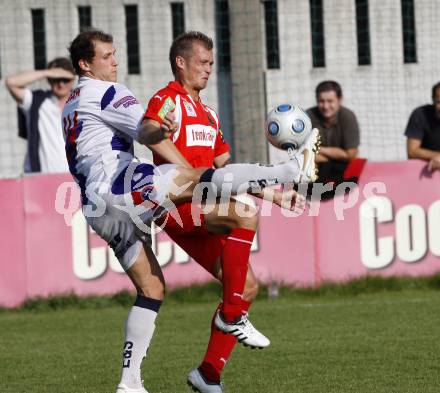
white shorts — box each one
[85,162,178,270]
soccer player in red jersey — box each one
[141,31,314,392]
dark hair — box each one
[316,80,343,100]
[68,29,113,75]
[47,57,75,74]
[432,82,440,101]
[169,31,214,76]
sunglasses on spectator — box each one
[49,78,73,84]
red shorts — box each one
[157,203,227,275]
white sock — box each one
[208,160,301,194]
[119,296,162,389]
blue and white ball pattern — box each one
[265,104,312,150]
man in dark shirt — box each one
[307,80,360,163]
[307,81,362,194]
[405,82,440,172]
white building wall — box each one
[0,0,218,177]
[0,0,439,175]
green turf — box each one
[1,290,439,392]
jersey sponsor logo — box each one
[113,95,139,109]
[158,97,176,120]
[182,100,197,117]
[154,94,165,101]
[186,124,216,148]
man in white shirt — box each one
[6,57,75,173]
[65,29,318,393]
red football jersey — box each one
[144,81,230,168]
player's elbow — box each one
[138,123,160,146]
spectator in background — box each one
[405,82,440,172]
[307,80,360,163]
[5,57,75,173]
[307,81,363,198]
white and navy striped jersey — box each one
[62,77,144,203]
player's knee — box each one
[235,208,259,231]
[137,281,166,301]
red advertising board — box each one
[0,160,439,307]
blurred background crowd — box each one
[0,0,439,177]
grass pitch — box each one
[1,287,439,392]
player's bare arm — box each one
[138,113,177,144]
[138,116,192,168]
[246,187,304,212]
[213,151,231,168]
[5,68,75,104]
[212,150,301,211]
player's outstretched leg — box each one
[205,127,320,189]
[116,246,165,393]
[165,130,320,206]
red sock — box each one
[199,300,252,383]
[220,228,255,321]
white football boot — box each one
[290,127,321,183]
[187,368,224,393]
[214,312,270,349]
[115,383,148,393]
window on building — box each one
[171,2,185,39]
[215,0,234,156]
[31,9,47,70]
[78,6,92,32]
[124,5,140,74]
[401,0,417,63]
[309,0,325,68]
[355,0,371,65]
[263,0,280,69]
[215,0,231,71]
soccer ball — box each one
[265,104,312,150]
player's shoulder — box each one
[77,77,114,103]
[149,84,179,103]
[202,102,219,118]
[80,78,137,109]
[79,77,130,96]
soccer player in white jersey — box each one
[64,30,319,393]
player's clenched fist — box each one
[161,112,179,139]
[138,111,179,145]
